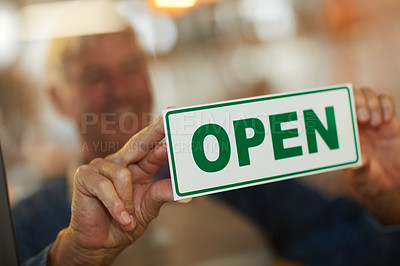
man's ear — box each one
[46,85,74,118]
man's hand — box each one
[48,116,174,265]
[348,87,400,225]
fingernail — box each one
[177,198,192,204]
[121,211,131,225]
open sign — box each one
[163,84,361,200]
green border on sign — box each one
[165,86,359,197]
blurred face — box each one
[64,30,153,159]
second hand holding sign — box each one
[163,84,361,200]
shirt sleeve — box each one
[21,242,53,266]
[11,177,70,263]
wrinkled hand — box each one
[347,87,400,225]
[49,117,174,265]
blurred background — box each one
[2,0,400,264]
[0,0,399,202]
[2,0,400,203]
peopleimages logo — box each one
[81,112,160,135]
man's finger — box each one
[140,179,174,224]
[379,93,395,123]
[355,88,370,124]
[75,165,136,231]
[113,116,165,166]
[128,143,168,183]
[361,87,382,127]
[90,158,134,214]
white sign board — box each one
[163,84,362,200]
